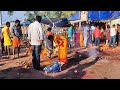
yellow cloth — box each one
[41,47,47,56]
[79,31,84,47]
[2,26,12,46]
[53,41,58,55]
[54,35,68,64]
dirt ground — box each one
[0,44,120,79]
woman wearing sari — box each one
[79,27,84,47]
[75,30,79,47]
[54,34,68,65]
[100,27,104,43]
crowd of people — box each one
[0,15,120,71]
[65,22,120,49]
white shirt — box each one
[91,26,95,33]
[110,27,116,36]
[28,21,44,45]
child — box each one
[46,35,54,60]
[24,38,32,56]
[12,34,21,58]
[25,42,32,56]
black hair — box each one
[15,20,20,26]
[15,20,20,23]
[47,27,52,31]
[117,24,120,26]
[107,25,110,28]
[36,16,42,22]
[48,35,54,41]
[6,22,10,26]
[112,24,116,27]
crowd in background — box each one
[63,22,120,49]
[0,16,120,71]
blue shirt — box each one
[68,27,73,38]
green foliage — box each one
[7,11,14,16]
[61,11,77,18]
[6,11,77,21]
[24,11,77,21]
[24,11,35,21]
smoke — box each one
[87,48,99,57]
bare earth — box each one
[0,44,120,79]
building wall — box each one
[80,11,88,21]
[110,18,120,26]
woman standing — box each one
[2,22,12,57]
[100,27,104,43]
[106,25,110,45]
[75,30,79,47]
[79,27,84,47]
[54,34,68,66]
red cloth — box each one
[106,29,110,40]
[75,33,79,43]
[94,27,100,38]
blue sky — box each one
[2,11,26,22]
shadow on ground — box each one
[0,48,100,79]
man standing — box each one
[28,16,44,70]
[94,25,101,46]
[90,24,95,45]
[109,24,117,48]
[11,20,22,58]
[83,24,89,48]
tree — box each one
[7,11,14,16]
[61,11,77,18]
[24,11,77,21]
[24,11,35,21]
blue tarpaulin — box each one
[22,20,32,26]
[109,11,120,20]
[88,11,114,21]
[67,11,81,21]
[41,18,68,27]
[54,18,68,27]
[88,11,100,21]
